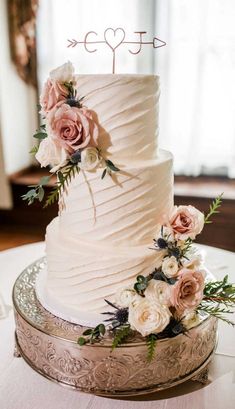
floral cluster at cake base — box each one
[78,195,235,361]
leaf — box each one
[38,186,45,202]
[105,160,120,172]
[43,164,80,208]
[43,187,60,208]
[77,337,87,346]
[101,168,107,179]
[21,189,37,200]
[29,145,39,154]
[204,193,223,224]
[33,132,47,140]
[39,176,51,186]
[146,334,157,362]
[98,324,106,336]
[112,325,131,351]
[197,303,235,326]
[58,171,64,184]
[82,329,93,336]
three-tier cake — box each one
[14,63,233,396]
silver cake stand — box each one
[12,258,218,397]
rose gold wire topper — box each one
[67,28,166,73]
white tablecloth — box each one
[0,242,234,409]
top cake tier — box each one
[76,74,160,165]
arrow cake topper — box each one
[67,28,166,73]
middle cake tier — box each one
[38,150,174,325]
[58,150,173,245]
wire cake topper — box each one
[67,28,166,73]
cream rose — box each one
[115,287,141,308]
[128,298,171,337]
[145,279,172,306]
[80,147,100,171]
[35,137,68,172]
[167,205,204,240]
[48,104,99,154]
[162,256,179,278]
[182,311,201,329]
[171,268,205,315]
[50,61,75,83]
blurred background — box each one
[0,0,235,251]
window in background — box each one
[37,0,235,178]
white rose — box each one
[35,137,68,172]
[115,287,141,308]
[162,256,179,278]
[80,147,100,171]
[50,61,75,83]
[128,298,171,337]
[145,280,172,306]
[182,311,200,329]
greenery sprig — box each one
[112,324,131,351]
[204,193,223,224]
[77,324,106,346]
[197,304,234,325]
[44,164,80,208]
[21,175,51,205]
[21,163,80,207]
[203,275,235,304]
[146,334,157,362]
[197,275,235,325]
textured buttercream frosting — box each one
[36,74,174,326]
[74,74,159,165]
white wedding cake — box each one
[36,74,174,325]
[18,62,231,394]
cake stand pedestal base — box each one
[12,258,217,397]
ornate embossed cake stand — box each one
[13,258,218,397]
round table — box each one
[0,242,234,409]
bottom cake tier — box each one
[13,258,218,396]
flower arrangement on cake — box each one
[77,195,235,361]
[22,62,120,207]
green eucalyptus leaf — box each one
[39,176,51,186]
[33,132,47,140]
[98,324,106,336]
[82,329,93,336]
[77,337,86,346]
[137,283,147,291]
[21,189,37,200]
[38,186,45,202]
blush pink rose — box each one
[167,205,204,240]
[48,104,99,153]
[40,79,69,115]
[171,268,205,315]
